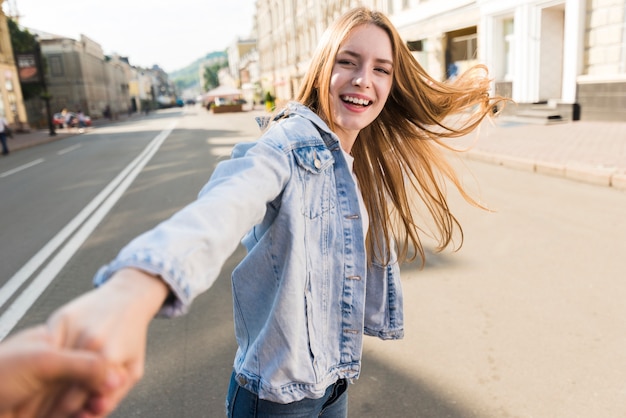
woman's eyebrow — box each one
[338,50,393,66]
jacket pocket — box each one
[293,145,336,219]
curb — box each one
[6,129,84,154]
[610,172,626,191]
[465,150,625,191]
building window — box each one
[451,34,478,61]
[407,40,423,51]
[49,55,64,77]
[503,18,515,81]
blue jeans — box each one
[0,132,8,154]
[226,372,348,417]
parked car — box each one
[52,112,92,129]
[52,113,66,129]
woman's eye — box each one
[337,59,354,66]
[375,67,391,75]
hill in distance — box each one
[169,51,228,97]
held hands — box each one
[0,325,119,418]
[11,269,168,418]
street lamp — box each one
[33,35,56,136]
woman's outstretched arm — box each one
[44,268,169,417]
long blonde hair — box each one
[296,7,506,266]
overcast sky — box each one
[8,0,257,73]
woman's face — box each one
[329,24,394,148]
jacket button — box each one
[236,375,248,386]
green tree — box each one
[168,51,227,94]
[7,18,43,100]
[203,62,227,91]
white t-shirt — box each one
[341,148,369,235]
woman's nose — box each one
[352,71,370,87]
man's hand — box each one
[0,325,120,418]
[44,268,170,417]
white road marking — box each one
[0,159,45,178]
[57,144,83,155]
[0,121,177,340]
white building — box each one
[255,0,385,104]
[248,0,625,121]
[479,0,624,121]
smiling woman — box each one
[16,7,505,418]
[328,23,394,152]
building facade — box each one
[392,0,480,82]
[1,0,161,127]
[238,47,260,104]
[248,0,625,121]
[478,0,625,121]
[0,4,28,130]
[255,0,385,104]
[577,0,625,121]
[228,38,257,88]
[39,33,131,119]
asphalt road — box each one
[1,106,625,417]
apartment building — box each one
[37,33,131,119]
[0,5,28,130]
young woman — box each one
[43,7,503,417]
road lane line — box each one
[0,159,45,178]
[57,144,83,155]
[0,136,159,309]
[0,122,177,340]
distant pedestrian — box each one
[0,116,10,155]
[77,110,87,133]
[65,112,75,129]
[447,62,459,81]
[61,108,69,129]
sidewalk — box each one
[3,113,626,191]
[3,128,76,153]
[2,112,138,154]
[457,119,626,191]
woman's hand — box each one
[44,268,170,417]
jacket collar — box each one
[281,102,340,150]
[256,102,333,136]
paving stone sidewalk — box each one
[456,119,626,191]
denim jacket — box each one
[94,102,404,403]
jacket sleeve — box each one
[93,135,292,317]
